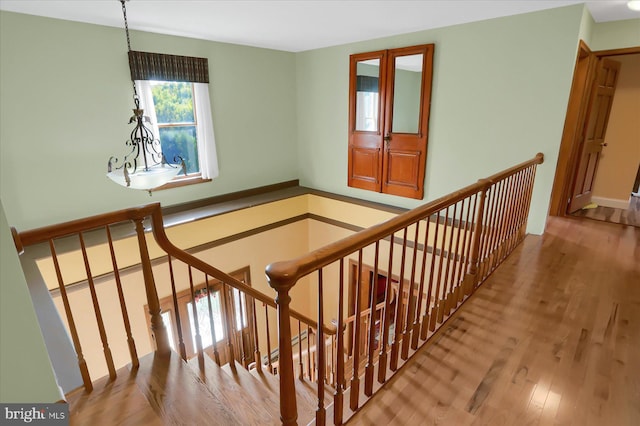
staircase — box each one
[66,350,326,425]
[12,153,544,425]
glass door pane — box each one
[232,287,247,330]
[391,53,423,134]
[355,59,381,132]
[161,311,176,351]
[187,289,225,350]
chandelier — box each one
[107,0,185,194]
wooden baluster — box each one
[236,287,247,366]
[134,218,170,355]
[390,229,408,371]
[513,169,530,245]
[506,171,526,254]
[307,325,312,380]
[252,298,261,372]
[480,182,499,280]
[310,328,316,381]
[520,167,537,242]
[264,303,273,373]
[188,266,204,365]
[377,232,394,383]
[78,232,116,380]
[334,259,345,425]
[436,206,455,324]
[488,179,508,272]
[316,269,326,425]
[401,222,420,360]
[496,175,515,263]
[298,321,304,379]
[350,252,364,410]
[364,242,380,396]
[430,207,450,330]
[462,180,490,296]
[421,214,440,340]
[204,275,221,365]
[455,196,475,305]
[330,335,336,386]
[461,194,478,299]
[411,217,431,349]
[49,239,92,392]
[443,202,461,316]
[222,283,236,368]
[266,272,298,426]
[167,255,187,361]
[105,225,139,368]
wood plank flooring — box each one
[572,195,640,227]
[348,216,640,426]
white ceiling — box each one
[1,1,638,52]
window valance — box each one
[356,75,379,93]
[128,51,209,83]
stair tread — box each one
[66,365,163,426]
[220,361,282,419]
[248,365,335,425]
[134,351,250,425]
[187,355,281,425]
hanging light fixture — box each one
[107,0,185,194]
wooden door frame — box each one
[549,43,640,217]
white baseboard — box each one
[591,196,631,209]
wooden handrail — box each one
[148,205,337,336]
[266,153,543,285]
[12,203,159,251]
[267,152,544,425]
[12,202,335,337]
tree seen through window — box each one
[150,81,200,174]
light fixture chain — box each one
[120,1,139,103]
[121,0,132,52]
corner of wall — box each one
[0,200,63,403]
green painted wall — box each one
[591,18,640,51]
[0,200,61,402]
[0,11,298,230]
[295,4,587,234]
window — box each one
[348,44,435,199]
[129,51,219,188]
[151,81,199,175]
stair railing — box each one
[266,153,544,425]
[12,202,335,394]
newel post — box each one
[266,265,298,426]
[463,179,491,296]
[134,218,171,356]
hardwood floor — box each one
[571,196,640,227]
[66,216,639,426]
[349,216,640,425]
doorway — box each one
[549,43,640,227]
[152,267,256,367]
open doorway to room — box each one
[549,43,640,227]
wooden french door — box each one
[348,44,434,199]
[568,58,621,212]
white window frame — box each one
[136,80,219,183]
